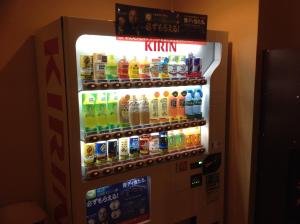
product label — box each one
[149,136,159,153]
[177,64,187,77]
[95,142,107,160]
[119,138,129,156]
[170,99,177,108]
[150,99,159,118]
[193,58,201,73]
[159,64,169,76]
[105,65,118,80]
[168,64,177,77]
[84,143,95,165]
[179,98,185,107]
[168,135,176,150]
[140,100,150,112]
[108,102,118,120]
[140,136,150,155]
[118,64,129,76]
[185,100,193,116]
[129,137,139,155]
[175,133,185,149]
[130,64,139,78]
[108,141,118,158]
[80,55,93,68]
[140,64,150,74]
[95,103,106,116]
[150,64,159,77]
[80,69,93,80]
[193,99,202,115]
[160,98,168,117]
[119,103,129,123]
[185,134,193,147]
[159,135,168,150]
[94,62,106,79]
[130,101,140,113]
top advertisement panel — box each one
[115,4,207,41]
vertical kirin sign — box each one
[37,24,71,223]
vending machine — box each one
[35,16,228,224]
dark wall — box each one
[251,1,300,223]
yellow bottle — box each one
[129,56,140,79]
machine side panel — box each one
[35,18,72,224]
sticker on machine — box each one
[86,176,150,224]
[206,172,220,203]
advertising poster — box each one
[115,4,207,41]
[86,176,150,224]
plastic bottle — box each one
[159,57,169,79]
[139,94,150,125]
[118,56,129,80]
[193,88,203,119]
[168,55,178,79]
[95,92,108,132]
[167,130,176,152]
[177,90,186,120]
[105,55,118,80]
[184,128,193,148]
[185,90,194,119]
[129,56,140,79]
[106,91,119,130]
[177,56,187,78]
[139,56,151,79]
[191,127,201,147]
[119,94,130,128]
[129,95,140,126]
[168,90,178,121]
[159,90,169,123]
[150,58,160,79]
[176,129,185,150]
[149,91,160,124]
[82,93,97,133]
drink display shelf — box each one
[80,78,207,91]
[83,119,206,143]
[83,147,205,180]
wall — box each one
[0,0,172,208]
[251,0,300,223]
[173,1,259,224]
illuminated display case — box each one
[35,17,228,224]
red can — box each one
[139,134,150,156]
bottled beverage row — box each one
[82,127,201,167]
[79,53,202,82]
[80,87,203,134]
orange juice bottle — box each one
[177,90,186,120]
[183,128,193,148]
[190,127,199,147]
[168,90,178,121]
